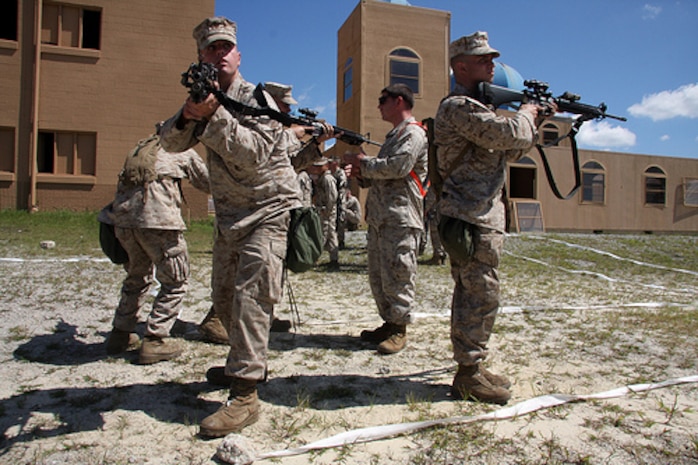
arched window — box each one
[542,123,560,146]
[581,161,605,204]
[388,48,420,94]
[644,166,666,206]
[342,57,353,103]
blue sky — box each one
[214,0,698,159]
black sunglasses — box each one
[378,95,392,105]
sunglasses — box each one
[378,95,392,105]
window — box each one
[343,58,353,103]
[644,166,666,206]
[581,160,605,204]
[0,127,15,173]
[389,48,420,94]
[37,131,96,176]
[683,178,698,207]
[0,1,18,41]
[42,3,101,50]
[542,123,560,146]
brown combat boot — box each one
[138,336,182,364]
[199,307,228,345]
[360,322,393,343]
[451,364,511,405]
[199,379,260,438]
[105,328,140,355]
[479,365,512,389]
[377,324,407,355]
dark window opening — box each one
[82,9,101,49]
[0,1,18,41]
[37,132,55,174]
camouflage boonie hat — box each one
[193,17,237,50]
[449,31,500,59]
[264,82,298,105]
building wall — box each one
[0,0,214,216]
[519,147,698,233]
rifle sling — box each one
[535,126,582,200]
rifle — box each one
[478,80,627,200]
[479,80,627,123]
[181,62,381,147]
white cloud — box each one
[628,83,698,121]
[642,4,662,19]
[577,120,637,148]
[660,135,670,142]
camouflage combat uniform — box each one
[296,170,313,207]
[434,83,537,366]
[333,164,348,247]
[314,168,339,263]
[99,145,210,339]
[361,117,428,325]
[160,72,301,381]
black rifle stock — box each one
[181,62,381,147]
[477,80,627,200]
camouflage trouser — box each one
[212,213,288,381]
[321,207,339,262]
[113,228,189,339]
[367,224,421,325]
[449,227,504,366]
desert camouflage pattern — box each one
[314,169,339,262]
[367,224,421,325]
[360,116,427,326]
[112,228,190,338]
[343,194,362,229]
[296,170,313,207]
[434,83,537,232]
[361,116,428,230]
[100,147,210,230]
[434,83,538,366]
[159,72,302,233]
[99,145,209,339]
[333,165,348,245]
[159,72,300,381]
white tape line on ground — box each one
[0,256,110,263]
[247,375,698,463]
[527,235,698,277]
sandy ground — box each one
[1,230,697,464]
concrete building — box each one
[332,0,698,233]
[0,0,213,216]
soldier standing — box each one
[159,17,310,437]
[434,32,554,404]
[310,157,340,269]
[343,83,428,354]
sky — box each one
[214,0,698,159]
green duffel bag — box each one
[286,207,323,273]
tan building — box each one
[0,0,214,216]
[333,0,698,233]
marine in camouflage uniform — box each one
[435,31,552,404]
[99,137,210,364]
[344,83,428,355]
[311,158,339,268]
[158,17,328,437]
